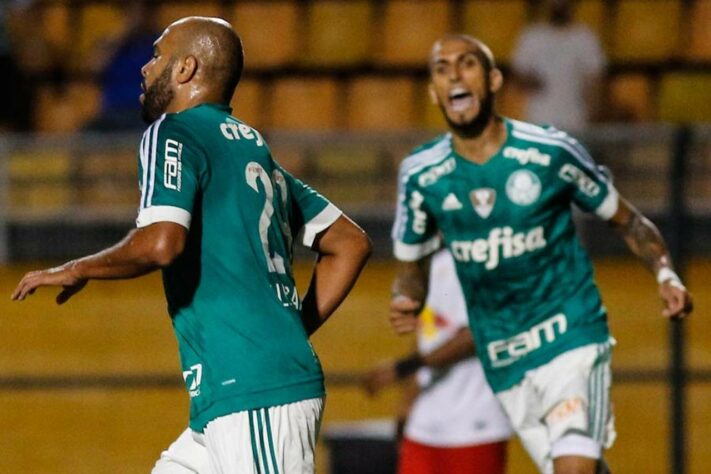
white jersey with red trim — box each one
[404,250,513,447]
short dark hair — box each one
[430,34,496,74]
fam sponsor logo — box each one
[503,146,551,166]
[469,188,496,218]
[182,363,203,398]
[450,226,546,270]
[487,313,568,368]
[164,139,183,191]
[220,120,265,146]
[506,169,541,206]
[559,163,600,197]
[418,158,456,187]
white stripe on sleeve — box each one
[393,236,442,262]
[136,205,192,229]
[298,203,342,247]
[595,185,619,220]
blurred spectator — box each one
[0,0,35,131]
[511,0,606,132]
[85,1,158,131]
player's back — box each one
[138,104,327,431]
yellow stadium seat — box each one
[462,0,527,62]
[377,0,451,66]
[659,73,711,122]
[302,1,373,66]
[688,0,711,61]
[612,0,681,61]
[229,79,263,129]
[34,82,102,133]
[346,77,418,130]
[73,4,127,71]
[574,0,606,41]
[157,2,223,28]
[231,2,299,69]
[269,78,339,130]
[41,3,71,60]
[607,74,655,121]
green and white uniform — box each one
[137,104,341,433]
[392,118,618,394]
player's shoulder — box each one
[399,133,453,178]
[506,118,594,167]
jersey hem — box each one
[189,378,325,432]
[486,323,611,393]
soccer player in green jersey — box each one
[13,17,372,473]
[389,34,693,474]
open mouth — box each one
[448,88,474,113]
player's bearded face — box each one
[430,44,496,138]
[438,78,494,138]
[141,60,175,124]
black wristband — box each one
[394,353,424,380]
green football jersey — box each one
[136,104,341,431]
[392,118,618,393]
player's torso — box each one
[408,120,609,390]
[158,106,324,428]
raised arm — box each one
[608,196,693,319]
[300,215,371,335]
[12,222,187,304]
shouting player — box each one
[389,34,692,474]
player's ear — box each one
[428,82,439,106]
[176,55,198,84]
[489,68,503,94]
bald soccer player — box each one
[389,34,692,474]
[13,17,372,473]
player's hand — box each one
[659,280,693,320]
[362,361,397,396]
[389,295,421,335]
[12,263,87,304]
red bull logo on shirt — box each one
[450,226,546,270]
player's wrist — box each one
[394,353,424,380]
[656,267,683,286]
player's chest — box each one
[421,155,563,230]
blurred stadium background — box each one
[0,0,710,473]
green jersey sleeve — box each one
[277,164,342,248]
[392,160,442,261]
[553,131,619,220]
[136,114,205,229]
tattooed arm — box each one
[390,256,432,335]
[608,196,693,319]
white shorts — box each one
[495,341,616,474]
[151,397,324,474]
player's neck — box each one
[168,86,226,114]
[450,116,507,165]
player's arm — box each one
[12,222,187,304]
[300,215,372,336]
[363,327,475,395]
[608,197,693,319]
[390,257,431,335]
